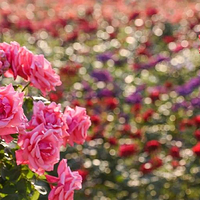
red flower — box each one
[136,46,150,57]
[194,130,200,141]
[129,11,140,21]
[149,90,160,102]
[132,63,141,70]
[90,115,101,125]
[109,32,117,39]
[122,124,131,133]
[86,135,93,141]
[60,63,81,77]
[108,137,117,146]
[131,103,141,113]
[119,144,137,157]
[193,142,200,156]
[165,81,173,89]
[163,36,175,44]
[180,119,194,131]
[49,91,63,103]
[104,97,118,110]
[71,100,81,107]
[140,163,153,174]
[77,169,89,182]
[145,140,160,153]
[169,146,180,158]
[194,116,200,127]
[146,8,158,17]
[173,44,184,53]
[130,130,142,139]
[86,99,93,107]
[140,157,162,174]
[171,160,179,168]
[143,109,154,122]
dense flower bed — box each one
[0,0,200,199]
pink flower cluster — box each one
[0,41,90,199]
[0,42,61,95]
[15,104,91,175]
[14,103,90,198]
[0,86,90,176]
[46,159,82,200]
[0,85,90,198]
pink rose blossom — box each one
[28,101,69,145]
[0,84,27,143]
[46,159,82,200]
[0,42,61,96]
[16,124,60,175]
[64,106,91,146]
[29,54,61,96]
[0,41,31,80]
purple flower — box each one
[136,84,146,92]
[172,102,190,111]
[91,69,113,82]
[176,76,200,96]
[154,54,169,63]
[114,58,127,66]
[191,98,200,108]
[82,81,92,92]
[126,92,142,104]
[96,52,113,62]
[97,88,114,98]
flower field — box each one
[0,0,200,199]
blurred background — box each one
[1,0,200,199]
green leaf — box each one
[16,179,26,193]
[2,194,19,200]
[30,190,40,200]
[23,97,33,117]
[26,170,35,179]
[0,184,17,194]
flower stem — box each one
[22,82,31,92]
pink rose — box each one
[0,42,61,96]
[63,106,91,146]
[0,41,31,80]
[16,124,60,175]
[0,84,27,143]
[46,159,82,200]
[29,54,61,96]
[28,101,69,145]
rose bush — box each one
[0,41,91,199]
